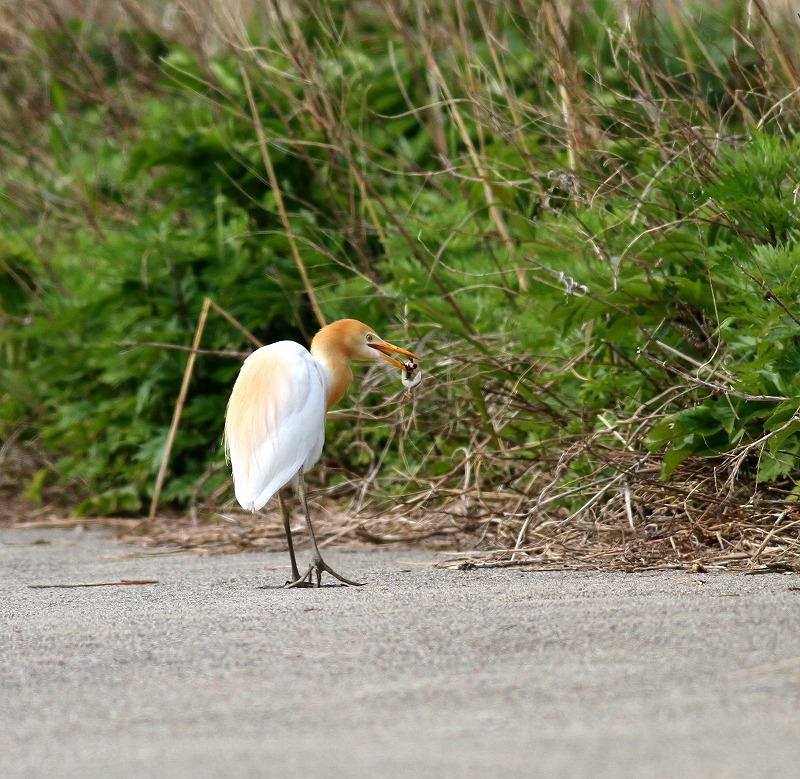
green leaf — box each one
[661,445,694,479]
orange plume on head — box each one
[310,320,420,409]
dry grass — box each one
[70,448,800,574]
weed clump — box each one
[3,0,800,570]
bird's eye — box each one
[365,333,374,342]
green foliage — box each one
[3,0,800,517]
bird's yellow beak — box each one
[369,340,422,371]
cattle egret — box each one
[224,319,421,588]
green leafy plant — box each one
[3,0,800,570]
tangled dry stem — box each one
[7,422,799,574]
[114,441,800,575]
[10,331,799,574]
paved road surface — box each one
[2,526,800,777]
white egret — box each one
[224,319,420,587]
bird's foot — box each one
[283,568,314,588]
[284,557,364,588]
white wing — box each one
[224,341,326,512]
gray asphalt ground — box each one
[2,526,800,778]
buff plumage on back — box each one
[224,341,326,512]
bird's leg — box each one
[278,489,304,584]
[285,468,364,588]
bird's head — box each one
[312,319,421,371]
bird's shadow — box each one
[257,582,358,590]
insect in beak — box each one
[401,359,422,389]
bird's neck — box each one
[311,346,353,411]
